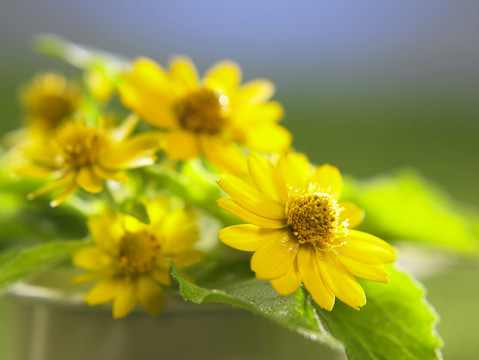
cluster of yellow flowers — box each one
[8,55,395,318]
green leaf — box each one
[171,262,442,360]
[0,171,88,245]
[119,198,150,224]
[344,170,479,255]
[0,239,88,294]
[318,266,443,360]
[170,261,342,349]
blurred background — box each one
[1,0,478,358]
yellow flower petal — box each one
[217,174,286,219]
[237,79,275,105]
[339,201,365,228]
[113,279,138,319]
[169,56,199,96]
[50,179,79,207]
[270,260,301,296]
[204,61,241,93]
[123,57,172,99]
[122,214,144,233]
[339,256,390,283]
[146,195,169,225]
[137,276,164,316]
[84,276,125,305]
[247,152,288,203]
[336,230,396,264]
[152,268,171,286]
[162,130,200,160]
[24,146,59,167]
[156,256,170,270]
[297,245,335,311]
[317,252,366,310]
[217,198,286,228]
[160,209,198,254]
[13,163,57,179]
[102,132,161,169]
[50,184,78,207]
[92,165,129,183]
[219,224,284,252]
[243,123,292,153]
[277,152,311,190]
[251,230,299,279]
[118,84,176,128]
[114,131,163,158]
[87,214,120,252]
[110,113,139,142]
[163,228,199,256]
[231,101,284,125]
[199,135,248,175]
[27,172,74,200]
[106,155,157,170]
[77,166,103,193]
[72,247,112,271]
[309,164,343,196]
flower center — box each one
[176,88,226,134]
[34,94,76,129]
[287,192,341,246]
[56,123,107,167]
[118,231,160,274]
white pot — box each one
[5,268,346,360]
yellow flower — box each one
[12,115,162,206]
[217,152,396,311]
[72,196,203,318]
[21,72,79,131]
[118,57,291,174]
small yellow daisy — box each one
[21,72,79,131]
[217,152,396,311]
[12,115,162,206]
[73,196,203,318]
[118,57,291,174]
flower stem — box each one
[33,34,127,70]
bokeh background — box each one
[1,1,478,359]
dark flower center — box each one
[176,89,226,134]
[56,123,107,167]
[118,230,160,274]
[287,193,341,246]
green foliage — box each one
[344,170,479,255]
[119,198,150,224]
[0,173,88,248]
[0,239,87,294]
[318,266,442,360]
[171,262,442,360]
[146,164,238,226]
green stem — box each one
[102,184,117,210]
[33,34,126,70]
